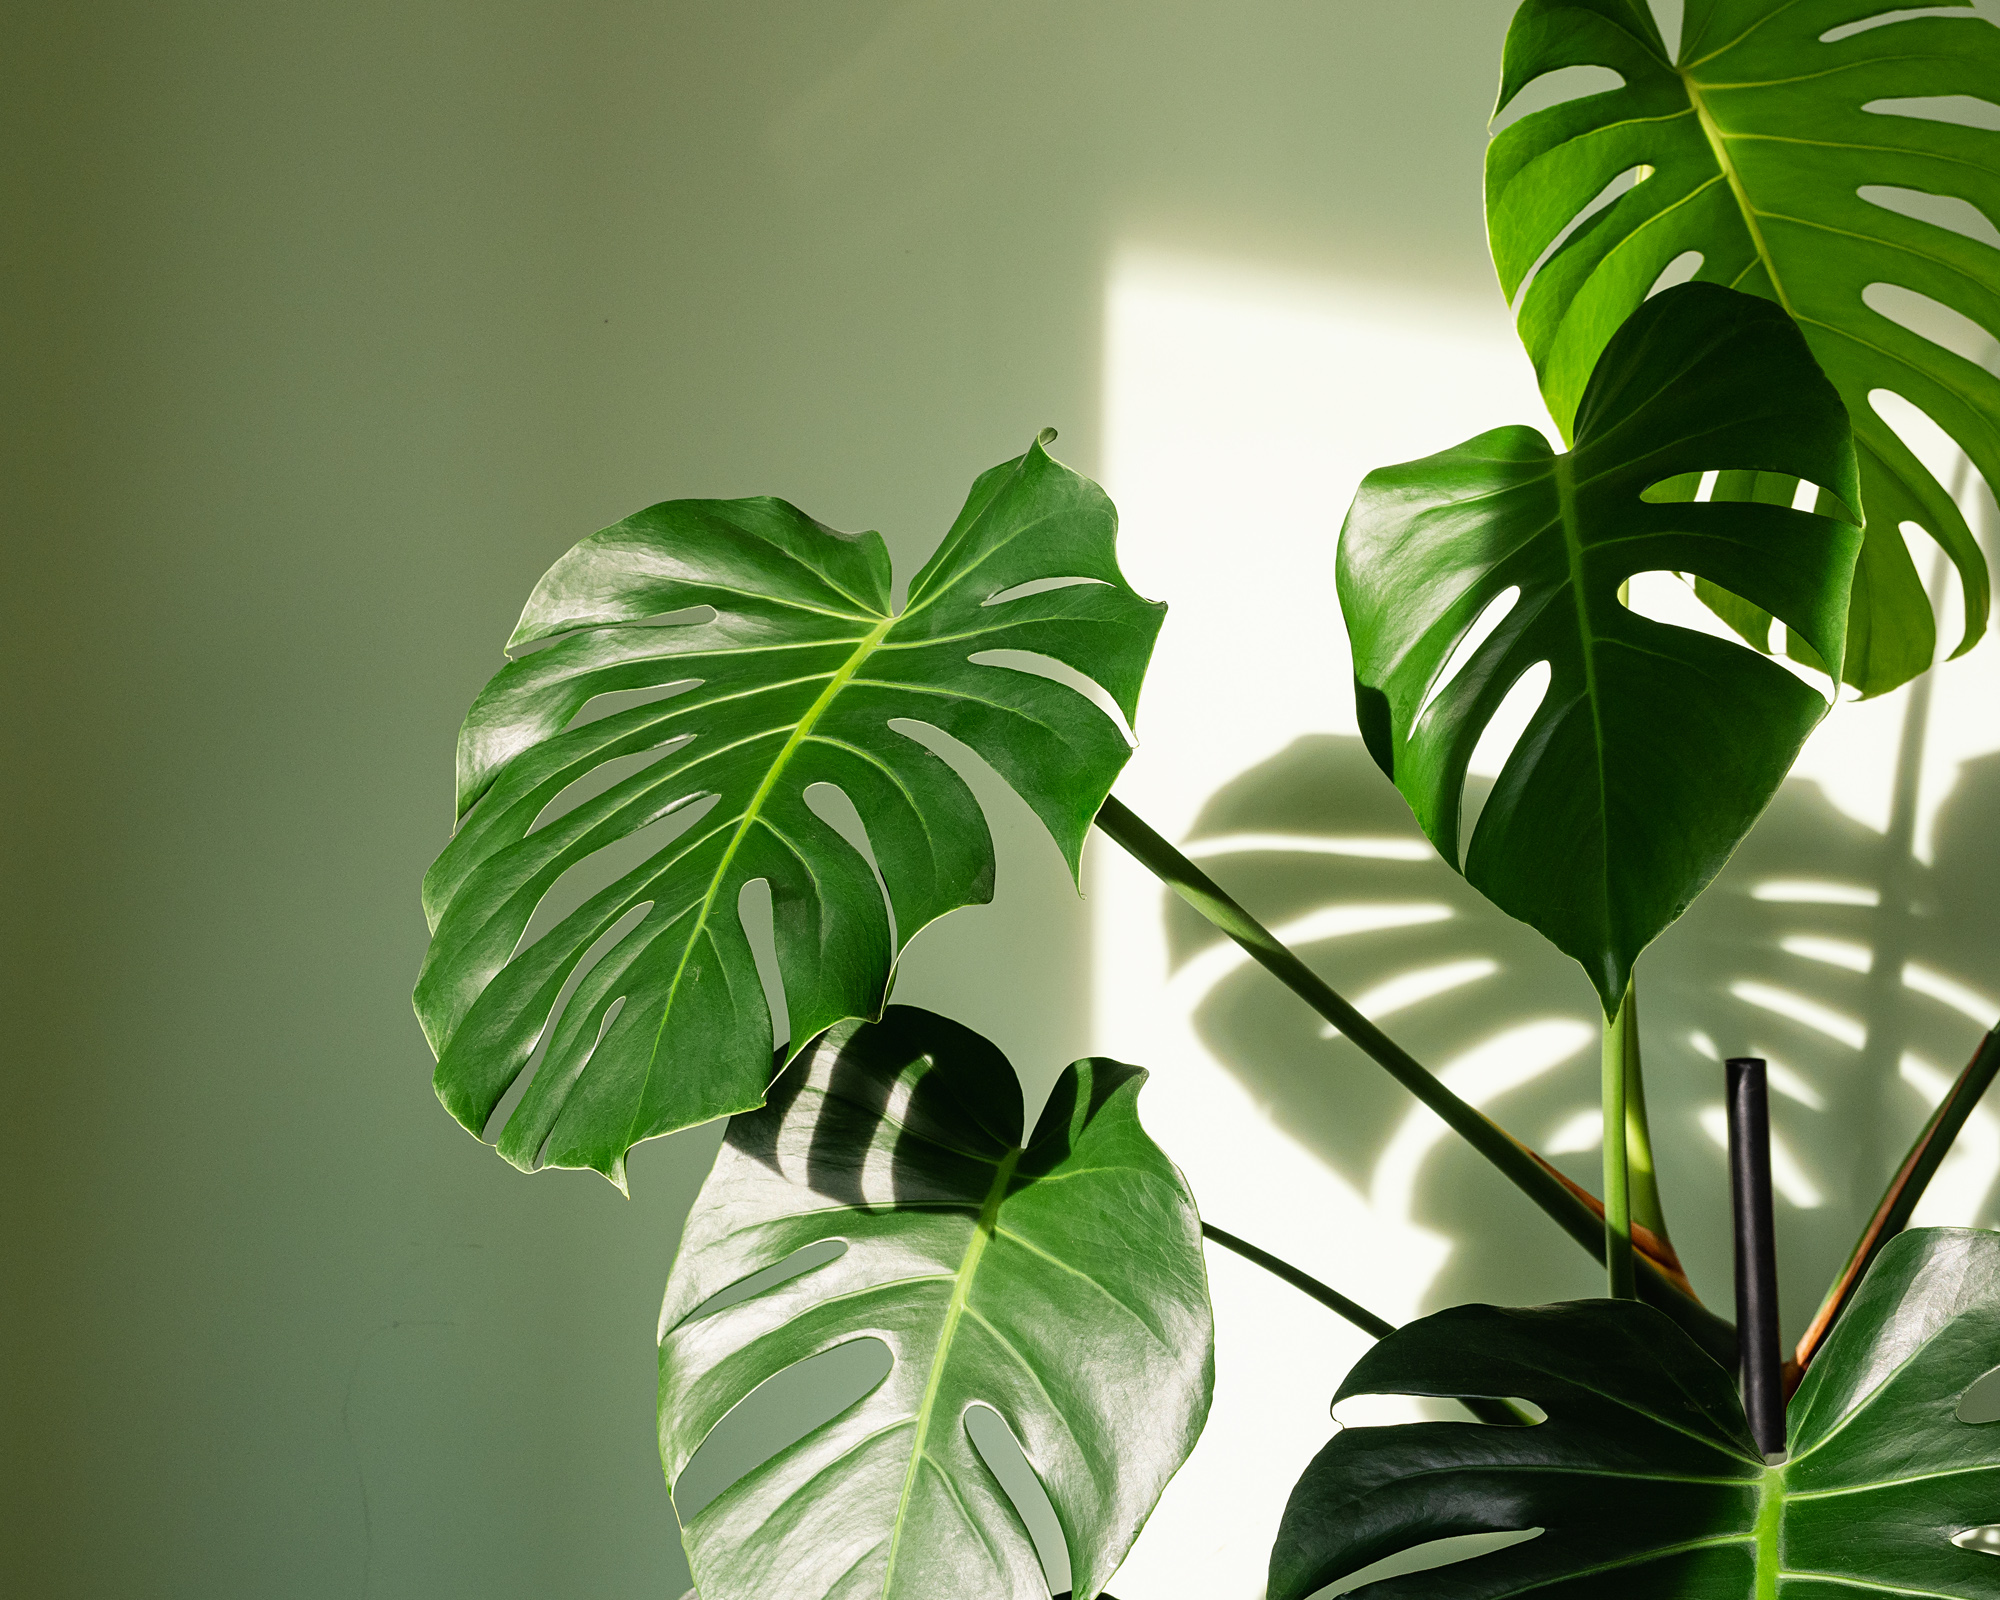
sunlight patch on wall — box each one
[1089,250,1553,1599]
[1086,247,2000,1599]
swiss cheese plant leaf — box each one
[1269,1228,2000,1600]
[414,438,1163,1183]
[1341,282,1862,1012]
[1487,0,2000,695]
[656,1006,1212,1600]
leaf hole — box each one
[967,648,1137,747]
[506,603,716,659]
[1491,64,1626,134]
[1864,282,1997,368]
[1871,388,1968,491]
[526,994,629,1169]
[528,738,696,835]
[1652,0,1683,57]
[965,1403,1071,1595]
[515,791,718,954]
[1647,249,1703,298]
[491,953,638,1145]
[803,780,897,950]
[1862,95,2000,132]
[563,677,702,731]
[1858,184,2000,250]
[1619,572,1795,674]
[981,575,1109,607]
[1958,1364,2000,1423]
[1302,1529,1544,1598]
[1460,660,1551,860]
[1822,9,1985,43]
[1418,586,1519,726]
[1510,167,1652,315]
[670,1336,892,1524]
[1955,1525,2000,1554]
[738,878,790,1057]
[1721,474,1831,512]
[1638,469,1715,503]
[679,1238,849,1328]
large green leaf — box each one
[1269,1227,2000,1600]
[414,438,1163,1183]
[657,1005,1212,1600]
[1487,0,1999,695]
[1342,282,1861,1011]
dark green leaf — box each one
[657,1006,1212,1600]
[1341,282,1862,1010]
[1270,1228,2000,1599]
[414,439,1164,1182]
[1487,0,1999,695]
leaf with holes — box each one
[1342,282,1862,1011]
[413,436,1164,1183]
[657,1006,1212,1600]
[1270,1228,2000,1600]
[1487,0,1999,695]
[1163,732,2000,1329]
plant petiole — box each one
[1200,1222,1533,1426]
[1602,983,1637,1300]
[1094,794,1735,1363]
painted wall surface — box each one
[11,3,1997,1598]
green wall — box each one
[5,3,1532,1594]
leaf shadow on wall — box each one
[1166,734,2000,1338]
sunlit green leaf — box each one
[658,1006,1212,1600]
[1341,283,1861,1011]
[414,439,1163,1183]
[1487,0,1999,695]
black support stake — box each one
[1726,1057,1785,1457]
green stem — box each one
[1200,1222,1529,1426]
[1094,796,1735,1362]
[1201,1222,1394,1338]
[1620,980,1670,1243]
[1602,983,1636,1299]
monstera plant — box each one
[415,3,2000,1597]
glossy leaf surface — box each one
[657,1007,1212,1600]
[415,439,1163,1181]
[1341,283,1861,1010]
[1270,1228,2000,1599]
[1487,0,2000,694]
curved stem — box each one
[1093,796,1735,1361]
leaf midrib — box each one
[1680,65,1797,319]
[1553,452,1616,955]
[880,1145,1023,1595]
[624,612,894,1146]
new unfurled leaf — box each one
[1342,283,1861,1010]
[1487,0,1999,694]
[658,1007,1212,1600]
[414,439,1163,1182]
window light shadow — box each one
[1164,734,2000,1330]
